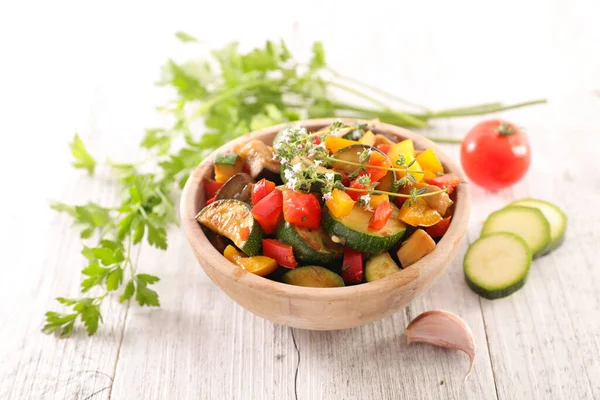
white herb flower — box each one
[325,172,335,181]
[358,194,372,209]
[284,169,295,180]
[292,163,302,173]
[279,156,288,165]
[322,192,333,201]
[286,177,297,190]
[308,148,316,158]
[314,160,322,167]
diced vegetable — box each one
[396,229,436,267]
[214,153,244,183]
[262,239,298,269]
[282,191,321,229]
[416,148,444,180]
[388,139,424,183]
[346,177,368,201]
[368,200,393,231]
[237,140,281,178]
[426,216,452,238]
[464,232,531,299]
[324,137,359,153]
[252,178,276,205]
[323,204,407,254]
[509,198,567,255]
[377,143,391,155]
[328,145,397,192]
[398,199,443,227]
[216,173,254,203]
[197,199,263,256]
[427,173,460,194]
[204,179,224,198]
[359,130,375,146]
[365,253,401,282]
[366,151,392,182]
[282,266,345,288]
[481,206,550,256]
[251,190,283,235]
[325,188,356,218]
[369,193,389,209]
[224,245,278,277]
[341,248,363,284]
[276,222,342,265]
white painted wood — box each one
[1,0,600,399]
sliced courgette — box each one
[322,204,407,254]
[276,222,342,265]
[328,144,397,192]
[282,266,345,288]
[281,157,341,191]
[365,252,401,282]
[509,198,567,255]
[464,232,531,299]
[481,206,550,256]
[196,199,263,256]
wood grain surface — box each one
[1,0,599,399]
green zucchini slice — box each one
[322,205,406,254]
[196,199,263,256]
[464,232,532,299]
[509,198,567,255]
[282,266,345,288]
[481,206,550,256]
[365,253,401,282]
[276,222,342,265]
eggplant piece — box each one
[236,140,281,178]
[215,173,254,203]
[203,228,232,254]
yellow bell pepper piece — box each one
[324,137,359,154]
[326,188,356,218]
[398,199,442,227]
[416,148,444,181]
[369,193,389,208]
[388,139,424,182]
[223,245,278,276]
[214,157,244,183]
[359,130,375,146]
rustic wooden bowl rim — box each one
[181,118,470,300]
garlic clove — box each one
[405,310,476,380]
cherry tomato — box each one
[460,120,531,191]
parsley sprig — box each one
[45,33,544,337]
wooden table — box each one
[1,1,599,399]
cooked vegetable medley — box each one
[196,121,459,287]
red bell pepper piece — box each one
[347,177,368,201]
[313,136,321,145]
[427,173,460,194]
[204,179,224,199]
[426,216,452,238]
[282,191,321,229]
[377,143,391,155]
[342,248,363,284]
[206,196,216,206]
[366,151,391,182]
[252,190,283,234]
[368,200,393,231]
[262,239,298,269]
[252,178,276,205]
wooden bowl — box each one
[181,118,470,330]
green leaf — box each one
[309,42,326,71]
[175,31,199,43]
[91,248,117,266]
[132,218,145,244]
[106,267,123,291]
[56,297,77,306]
[81,263,110,277]
[81,246,96,261]
[146,223,167,250]
[117,213,135,240]
[70,133,96,175]
[120,280,135,303]
[135,285,160,307]
[50,201,77,217]
[80,304,102,335]
[136,274,160,284]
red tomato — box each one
[427,173,460,194]
[282,191,321,229]
[366,151,391,182]
[460,120,531,190]
[368,200,393,231]
[426,216,452,238]
[262,239,298,269]
[346,178,368,201]
[252,179,276,205]
[204,179,224,199]
[251,190,283,234]
[342,248,363,284]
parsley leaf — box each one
[70,134,96,175]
